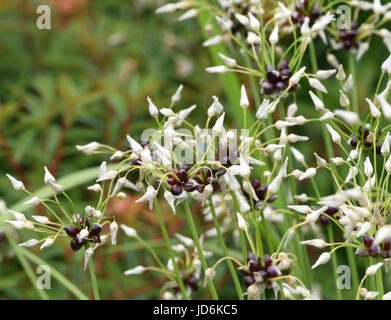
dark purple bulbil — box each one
[242,178,277,210]
[239,251,280,288]
[292,0,322,27]
[65,214,101,252]
[319,206,340,226]
[356,235,391,259]
[173,271,199,293]
[338,21,360,51]
[349,125,382,154]
[262,60,300,95]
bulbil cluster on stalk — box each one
[292,0,322,26]
[242,178,277,210]
[239,251,281,288]
[337,21,360,51]
[349,124,383,154]
[357,235,391,259]
[262,60,299,95]
[65,215,102,251]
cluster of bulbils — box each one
[337,21,360,51]
[64,214,102,251]
[168,164,222,196]
[318,206,340,226]
[223,2,251,35]
[357,236,391,259]
[239,252,281,288]
[292,0,322,26]
[348,124,383,154]
[167,144,240,196]
[316,206,391,260]
[242,178,277,210]
[174,271,199,293]
[262,60,299,95]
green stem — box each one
[345,247,359,298]
[21,248,89,299]
[5,230,50,300]
[327,225,342,300]
[182,200,219,300]
[376,267,384,300]
[349,53,359,114]
[88,252,100,300]
[153,198,189,299]
[208,198,244,300]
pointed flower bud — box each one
[19,239,39,248]
[336,64,346,81]
[135,185,157,210]
[309,90,325,112]
[44,166,56,184]
[240,85,249,109]
[326,124,341,144]
[212,112,225,136]
[299,168,317,181]
[87,184,102,193]
[96,170,117,182]
[147,96,158,118]
[382,54,391,75]
[339,90,350,107]
[248,13,260,31]
[124,265,146,275]
[311,252,331,269]
[308,78,327,93]
[305,206,328,224]
[314,153,327,167]
[382,132,391,156]
[164,190,176,214]
[120,224,137,238]
[32,215,50,224]
[366,98,381,118]
[374,226,391,246]
[23,197,40,206]
[110,150,124,161]
[364,157,373,177]
[76,142,101,155]
[217,53,237,67]
[178,8,198,21]
[208,96,224,117]
[84,248,94,270]
[6,174,25,191]
[366,262,384,276]
[110,221,118,245]
[236,212,248,231]
[205,66,229,74]
[300,239,328,249]
[269,25,279,46]
[127,135,143,154]
[175,233,194,247]
[40,238,55,250]
[289,67,306,86]
[48,181,64,194]
[171,84,184,103]
[5,220,34,230]
[256,99,269,120]
[327,53,339,68]
[334,109,359,125]
[316,69,336,79]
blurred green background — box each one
[0,0,390,299]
